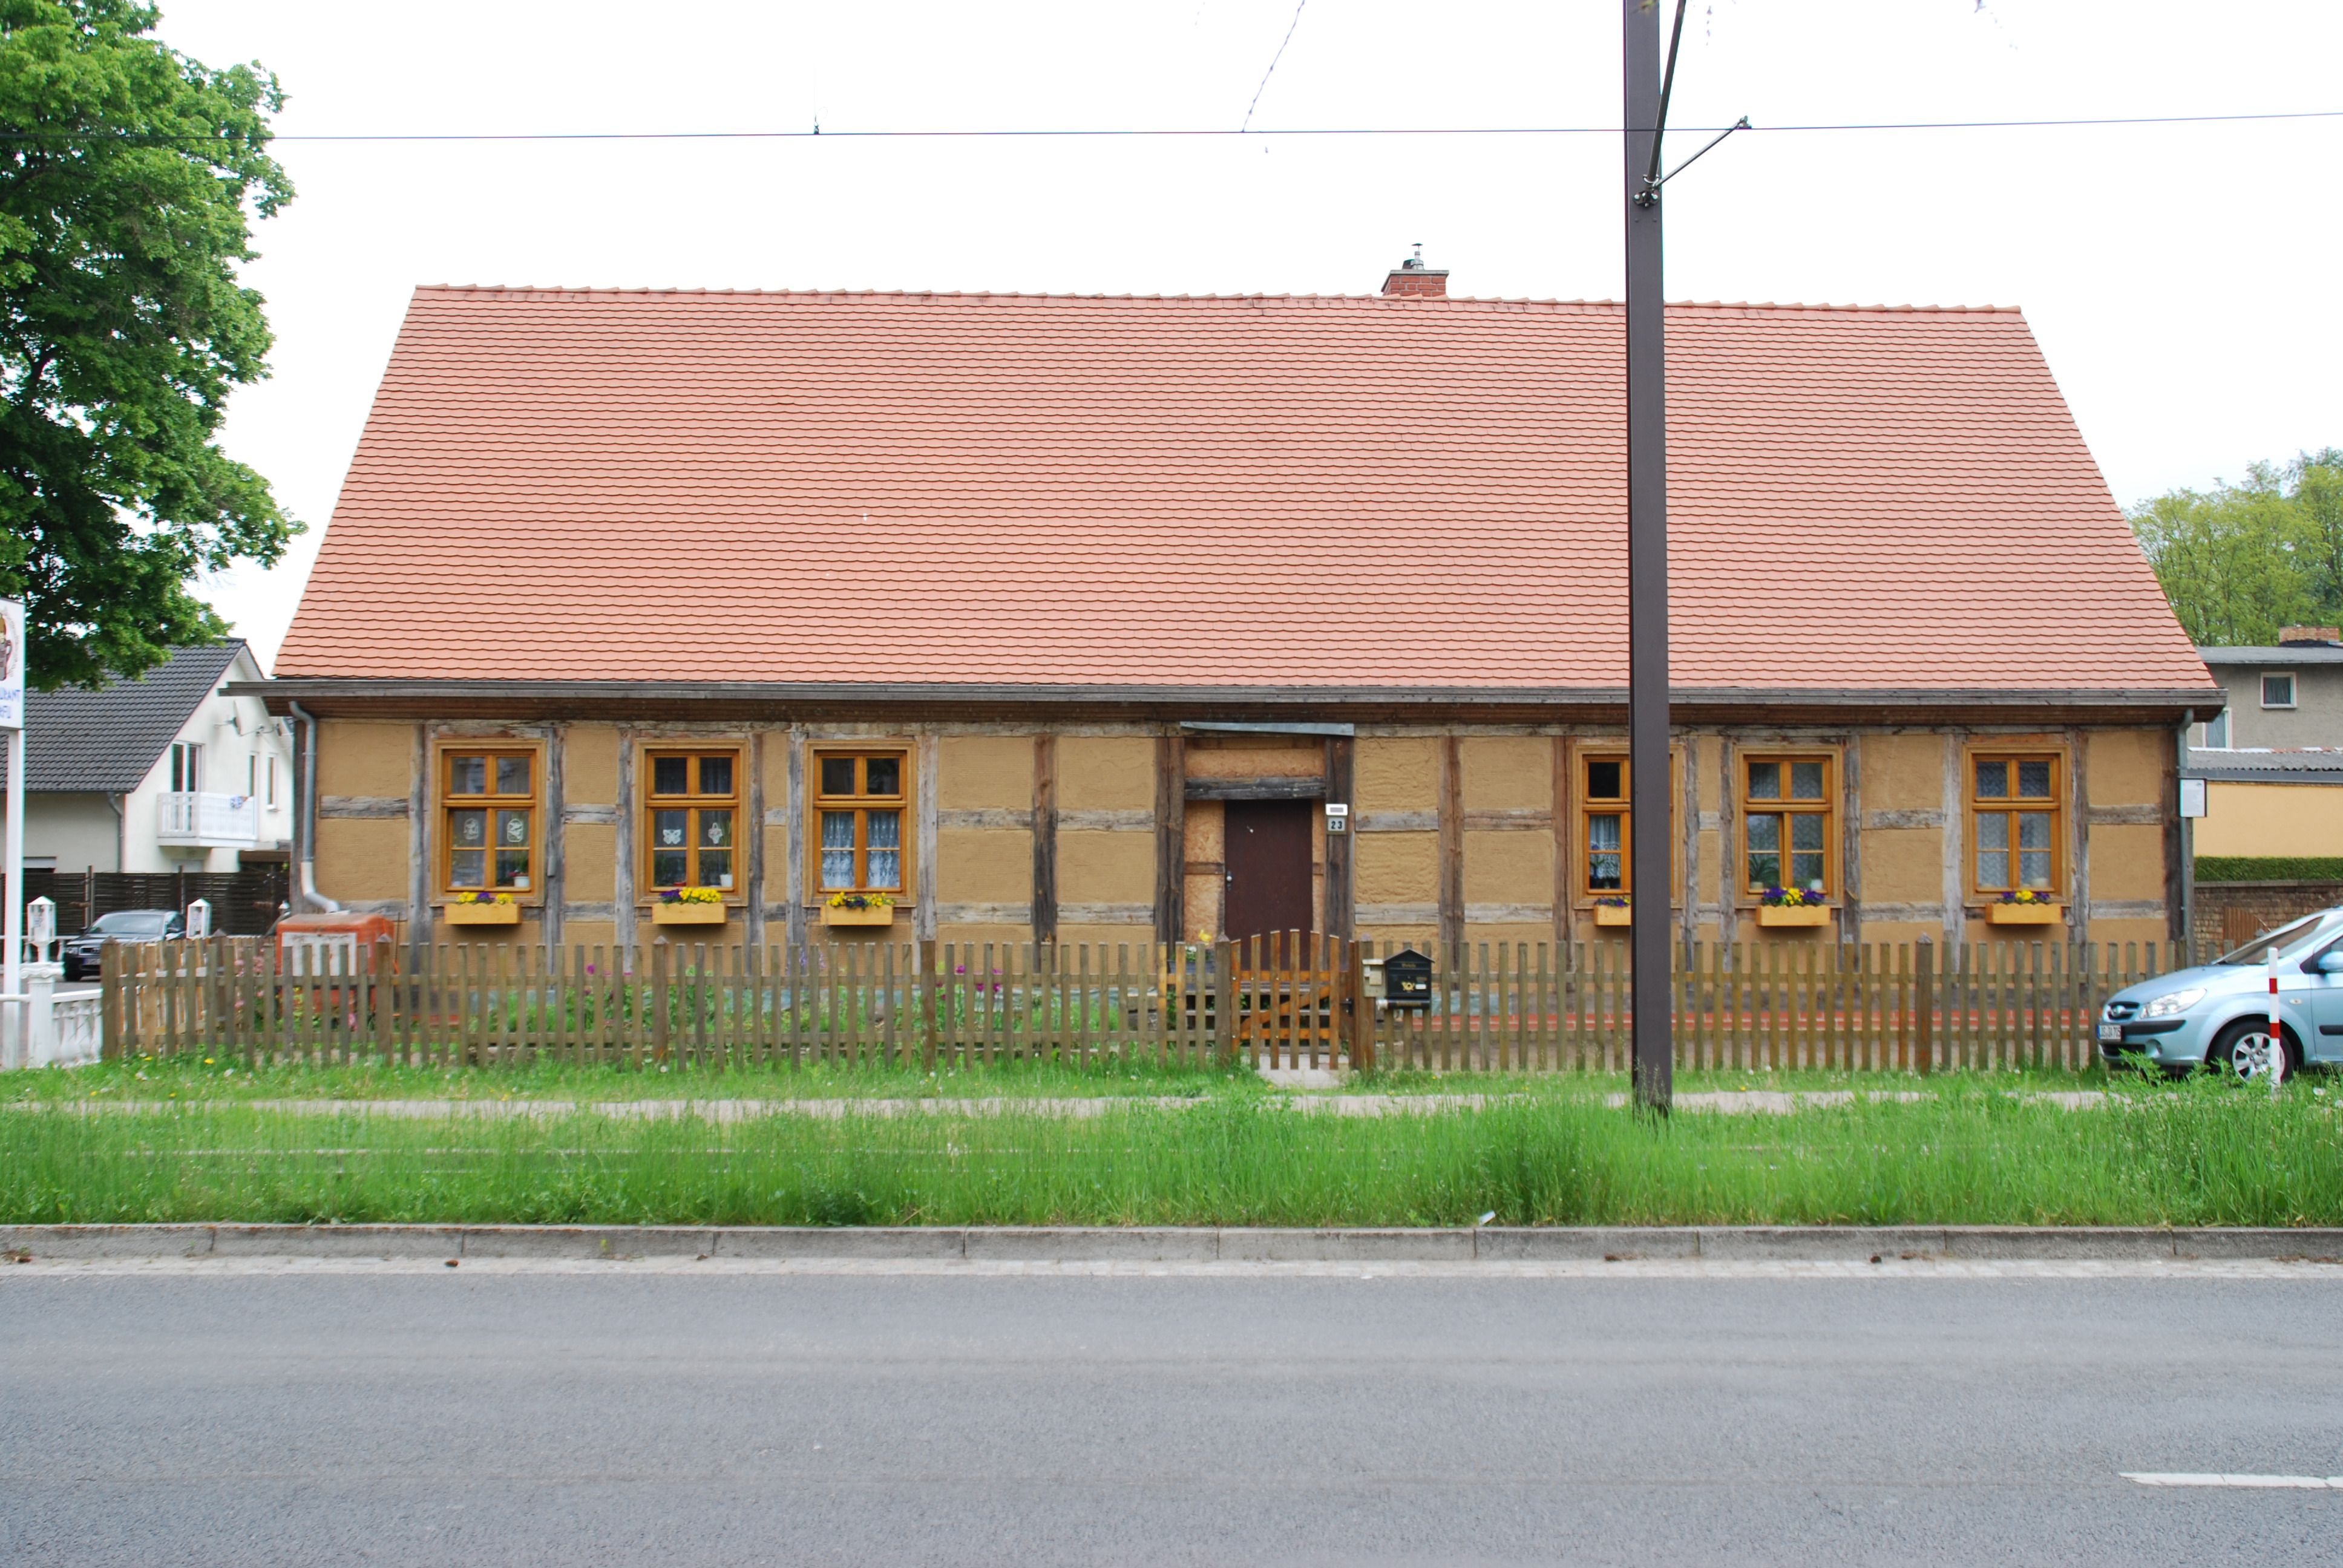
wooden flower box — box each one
[445,903,520,927]
[652,902,727,926]
[822,904,896,928]
[1757,904,1830,928]
[1593,904,1633,927]
[1987,903,2063,926]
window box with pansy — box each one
[445,890,520,926]
[1755,884,1831,927]
[1987,887,2063,926]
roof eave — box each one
[233,679,2221,728]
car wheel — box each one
[2211,1019,2293,1082]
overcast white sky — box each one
[156,0,2343,670]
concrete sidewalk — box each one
[6,1222,2339,1263]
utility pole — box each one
[1624,0,1673,1112]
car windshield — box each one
[2214,915,2330,965]
[90,912,172,936]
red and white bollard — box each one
[2264,946,2289,1090]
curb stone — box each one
[3,1224,2341,1263]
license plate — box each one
[2097,1022,2123,1042]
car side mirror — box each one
[2314,950,2343,975]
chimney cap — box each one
[2279,625,2342,646]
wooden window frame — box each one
[1966,750,2066,900]
[433,739,547,903]
[1737,750,1838,901]
[638,745,747,904]
[807,745,913,901]
[1571,748,1681,903]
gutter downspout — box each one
[104,792,123,873]
[287,701,342,913]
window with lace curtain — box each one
[810,750,908,897]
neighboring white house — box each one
[15,641,294,874]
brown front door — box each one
[1224,800,1313,940]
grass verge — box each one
[2,1076,2335,1229]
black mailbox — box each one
[1380,948,1434,1010]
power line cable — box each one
[1240,1,1309,133]
[0,107,2336,144]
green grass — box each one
[4,1074,2336,1229]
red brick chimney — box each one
[1380,244,1447,298]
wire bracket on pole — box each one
[1636,115,1751,207]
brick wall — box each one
[2190,880,2343,960]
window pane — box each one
[1791,814,1825,851]
[1974,760,2007,799]
[820,811,856,889]
[1746,812,1779,889]
[1747,850,1781,889]
[2016,760,2052,799]
[652,809,687,849]
[2018,850,2052,889]
[652,756,689,795]
[1586,760,1623,800]
[449,849,485,887]
[866,809,902,887]
[1790,852,1826,891]
[1976,811,2010,889]
[450,756,487,795]
[1790,761,1824,800]
[866,756,901,797]
[700,810,733,848]
[651,849,688,887]
[450,808,488,851]
[697,849,733,889]
[496,809,531,849]
[494,849,531,888]
[1587,812,1621,889]
[1747,762,1780,800]
[2016,814,2053,889]
[1747,814,1780,851]
[2017,811,2051,851]
[496,756,531,795]
[2264,674,2294,706]
[698,755,733,797]
[821,757,856,796]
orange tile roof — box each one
[277,286,2212,694]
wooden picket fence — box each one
[96,933,2186,1074]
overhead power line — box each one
[1240,0,1309,133]
[0,108,2336,144]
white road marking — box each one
[2123,1472,2343,1489]
[2,1256,2339,1279]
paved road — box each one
[3,1269,2339,1566]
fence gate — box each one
[1230,930,1349,1069]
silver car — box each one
[2099,909,2343,1077]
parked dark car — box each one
[60,910,184,981]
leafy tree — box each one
[2129,450,2343,645]
[2287,446,2343,618]
[0,0,295,688]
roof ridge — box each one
[408,285,2023,316]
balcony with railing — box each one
[157,792,261,848]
